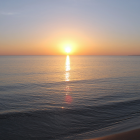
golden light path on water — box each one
[65,55,70,81]
[64,55,72,104]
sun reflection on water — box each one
[65,55,70,72]
[65,55,70,81]
[64,55,72,104]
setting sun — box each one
[59,41,77,55]
[65,45,71,54]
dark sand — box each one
[88,128,140,140]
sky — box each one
[0,0,140,55]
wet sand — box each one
[89,128,140,140]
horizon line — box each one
[0,54,140,56]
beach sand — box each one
[88,128,140,140]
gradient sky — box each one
[0,0,140,55]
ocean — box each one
[0,55,140,140]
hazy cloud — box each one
[0,12,17,16]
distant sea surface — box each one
[0,55,140,140]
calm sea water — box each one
[0,55,140,139]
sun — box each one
[65,45,71,54]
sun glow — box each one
[65,45,71,54]
[59,41,77,55]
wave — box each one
[0,76,140,139]
[0,76,138,92]
[0,98,140,139]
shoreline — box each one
[88,128,140,140]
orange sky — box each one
[0,0,140,55]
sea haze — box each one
[0,55,140,139]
